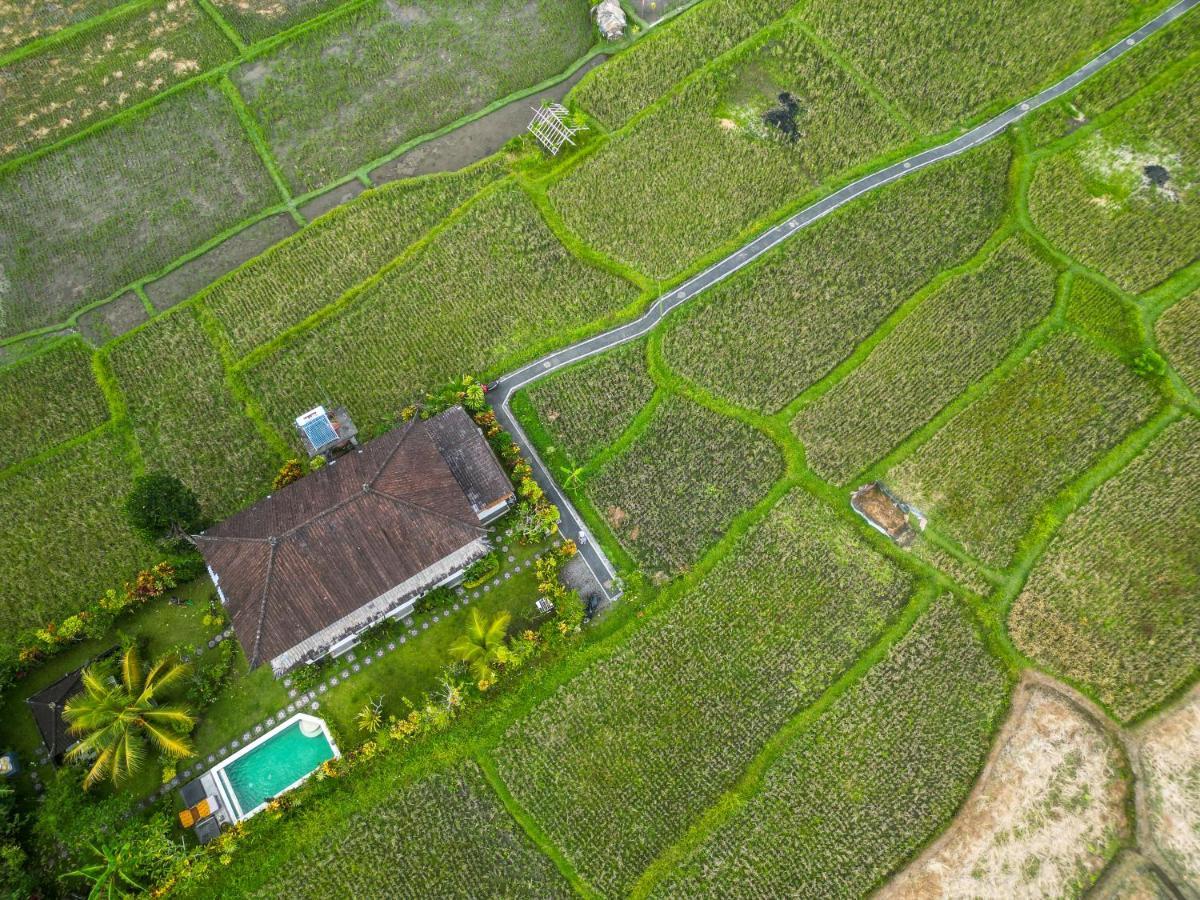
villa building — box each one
[195,406,514,674]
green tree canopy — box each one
[123,472,203,541]
[449,609,512,687]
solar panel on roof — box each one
[302,415,338,449]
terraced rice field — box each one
[1156,290,1200,393]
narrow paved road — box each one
[490,0,1198,601]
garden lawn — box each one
[552,24,913,280]
[0,0,233,161]
[800,0,1148,133]
[0,338,108,471]
[202,161,503,356]
[1008,416,1200,722]
[522,337,655,467]
[0,84,278,338]
[241,183,639,437]
[1028,64,1200,294]
[233,0,594,193]
[0,427,154,635]
[886,331,1161,569]
[572,0,799,128]
[494,490,918,897]
[1156,290,1200,394]
[0,0,126,55]
[654,595,1011,898]
[793,238,1057,484]
[661,141,1011,413]
[107,307,280,516]
[587,394,783,574]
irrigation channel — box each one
[488,0,1199,602]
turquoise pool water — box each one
[222,719,335,815]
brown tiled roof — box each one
[425,406,514,515]
[195,418,488,668]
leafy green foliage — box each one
[657,596,1010,897]
[0,85,279,338]
[887,331,1161,568]
[1009,417,1200,721]
[108,308,280,515]
[0,339,108,470]
[524,338,655,464]
[587,394,783,573]
[661,141,1011,412]
[1028,66,1200,293]
[1155,290,1200,394]
[496,491,917,896]
[123,472,204,540]
[800,0,1136,131]
[794,238,1057,483]
[553,26,911,278]
[234,0,594,193]
[202,162,503,356]
[242,183,639,436]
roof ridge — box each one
[248,541,278,668]
[368,418,418,488]
[369,484,485,535]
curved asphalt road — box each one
[489,0,1198,601]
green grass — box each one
[1027,64,1200,294]
[0,0,127,55]
[654,594,1011,897]
[0,0,235,162]
[587,394,783,574]
[886,331,1162,569]
[523,337,655,466]
[552,24,913,279]
[799,0,1152,133]
[208,0,351,42]
[660,141,1011,413]
[0,427,155,634]
[494,490,918,897]
[107,307,281,515]
[202,160,503,356]
[572,0,798,128]
[1155,290,1200,394]
[1066,276,1146,354]
[0,339,109,470]
[233,0,595,193]
[1008,416,1200,722]
[794,238,1057,485]
[241,182,640,438]
[0,84,279,338]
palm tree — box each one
[63,647,195,790]
[61,840,146,899]
[448,609,512,686]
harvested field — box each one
[0,0,234,160]
[76,291,149,345]
[249,762,573,898]
[1137,684,1200,889]
[204,162,502,356]
[1156,290,1200,394]
[661,141,1011,412]
[1009,417,1200,722]
[523,338,655,466]
[1065,275,1145,354]
[887,331,1161,569]
[0,84,278,338]
[552,26,912,279]
[1028,65,1200,294]
[0,427,153,632]
[234,0,593,193]
[0,338,108,470]
[242,183,638,438]
[800,0,1139,132]
[107,308,280,515]
[571,0,797,128]
[880,677,1129,900]
[0,0,126,55]
[655,595,1010,898]
[794,238,1057,484]
[495,490,917,897]
[587,395,783,573]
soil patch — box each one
[851,482,913,544]
[144,213,297,312]
[370,55,606,184]
[763,92,801,142]
[298,180,366,222]
[880,675,1129,899]
[1143,164,1171,187]
[76,292,149,346]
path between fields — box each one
[488,0,1199,602]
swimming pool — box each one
[211,714,338,821]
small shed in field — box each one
[850,483,916,546]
